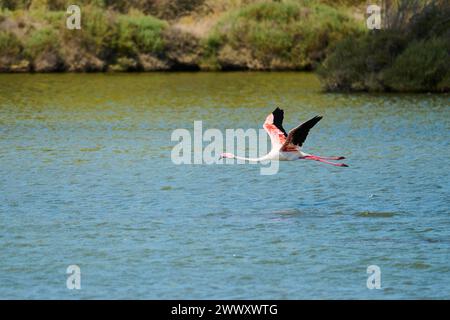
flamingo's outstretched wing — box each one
[263,107,288,149]
[281,115,322,151]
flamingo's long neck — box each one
[230,153,274,162]
[232,155,262,162]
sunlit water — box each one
[0,73,449,299]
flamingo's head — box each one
[219,153,234,160]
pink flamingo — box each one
[220,107,348,167]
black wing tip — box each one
[273,107,284,113]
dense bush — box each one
[318,32,408,91]
[117,13,166,55]
[23,26,60,59]
[81,6,116,59]
[383,38,450,92]
[203,1,362,70]
[0,30,22,56]
[22,25,64,71]
[319,0,450,92]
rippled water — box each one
[0,73,449,299]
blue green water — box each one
[0,73,449,299]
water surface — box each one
[0,73,449,299]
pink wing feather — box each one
[263,112,287,149]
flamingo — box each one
[219,107,348,167]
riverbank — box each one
[0,0,363,72]
[1,1,448,93]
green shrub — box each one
[319,0,450,92]
[82,6,117,58]
[0,30,22,56]
[117,13,167,56]
[406,0,450,39]
[318,31,408,91]
[29,8,65,27]
[206,0,361,70]
[23,26,60,59]
[384,38,450,92]
[146,0,205,20]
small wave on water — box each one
[394,261,432,270]
[355,211,397,218]
[271,208,303,216]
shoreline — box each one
[0,71,447,95]
[1,2,448,93]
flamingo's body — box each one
[220,107,348,167]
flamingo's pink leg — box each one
[310,155,345,160]
[303,155,348,167]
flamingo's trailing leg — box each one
[302,155,348,167]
